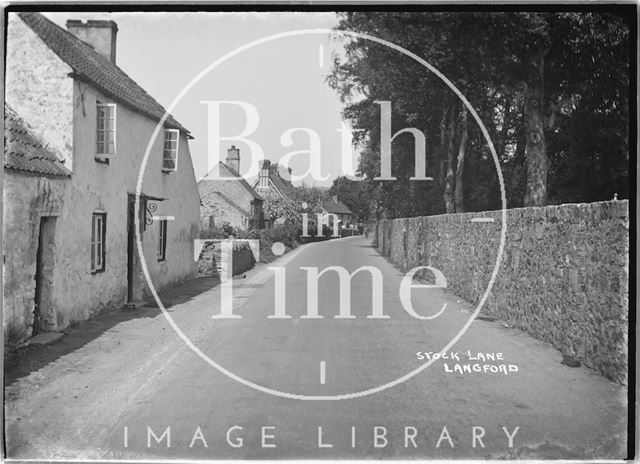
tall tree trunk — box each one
[489,93,513,209]
[496,94,512,158]
[523,48,549,207]
[508,111,527,208]
[454,106,469,213]
[438,106,449,189]
[439,159,447,189]
[443,104,458,214]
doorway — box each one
[33,216,56,335]
[127,195,145,302]
[127,195,135,302]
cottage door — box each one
[127,195,148,302]
[127,196,135,302]
[33,216,55,335]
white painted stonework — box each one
[4,14,201,346]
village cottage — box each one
[198,146,264,231]
[254,159,297,227]
[4,106,72,343]
[4,13,200,347]
[314,195,355,229]
[198,150,300,231]
[254,159,294,199]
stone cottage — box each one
[253,159,298,227]
[253,159,294,198]
[314,195,355,228]
[4,105,72,345]
[198,146,265,231]
[4,13,201,347]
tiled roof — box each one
[199,162,263,201]
[318,199,353,215]
[253,162,294,197]
[210,191,250,217]
[267,171,294,196]
[268,162,294,195]
[4,105,72,177]
[18,12,189,134]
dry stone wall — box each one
[197,241,256,277]
[374,200,629,384]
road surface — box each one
[5,236,628,460]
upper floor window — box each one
[96,102,116,158]
[163,129,179,172]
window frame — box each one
[157,219,167,261]
[162,128,180,172]
[96,102,117,160]
[91,213,107,273]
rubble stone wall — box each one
[5,14,74,169]
[3,172,69,348]
[198,179,254,231]
[374,200,629,384]
[197,241,256,277]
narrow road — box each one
[5,236,627,460]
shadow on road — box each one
[4,276,220,386]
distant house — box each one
[253,159,298,226]
[4,13,201,347]
[253,159,294,198]
[198,146,264,230]
[314,195,355,228]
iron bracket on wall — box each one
[145,201,158,229]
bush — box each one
[200,223,302,263]
[200,223,234,240]
[238,224,300,262]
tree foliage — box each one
[262,190,302,225]
[328,10,631,217]
[262,185,330,226]
[328,176,373,220]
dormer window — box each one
[96,102,116,159]
[162,129,179,172]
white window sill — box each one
[95,155,112,164]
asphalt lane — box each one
[5,236,628,460]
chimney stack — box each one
[257,159,271,189]
[226,145,240,173]
[66,19,118,63]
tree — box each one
[328,10,631,216]
[262,190,301,226]
[287,184,329,208]
[328,176,374,220]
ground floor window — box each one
[157,219,167,261]
[91,213,106,273]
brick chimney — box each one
[66,19,118,63]
[226,145,240,173]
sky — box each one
[45,12,356,187]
